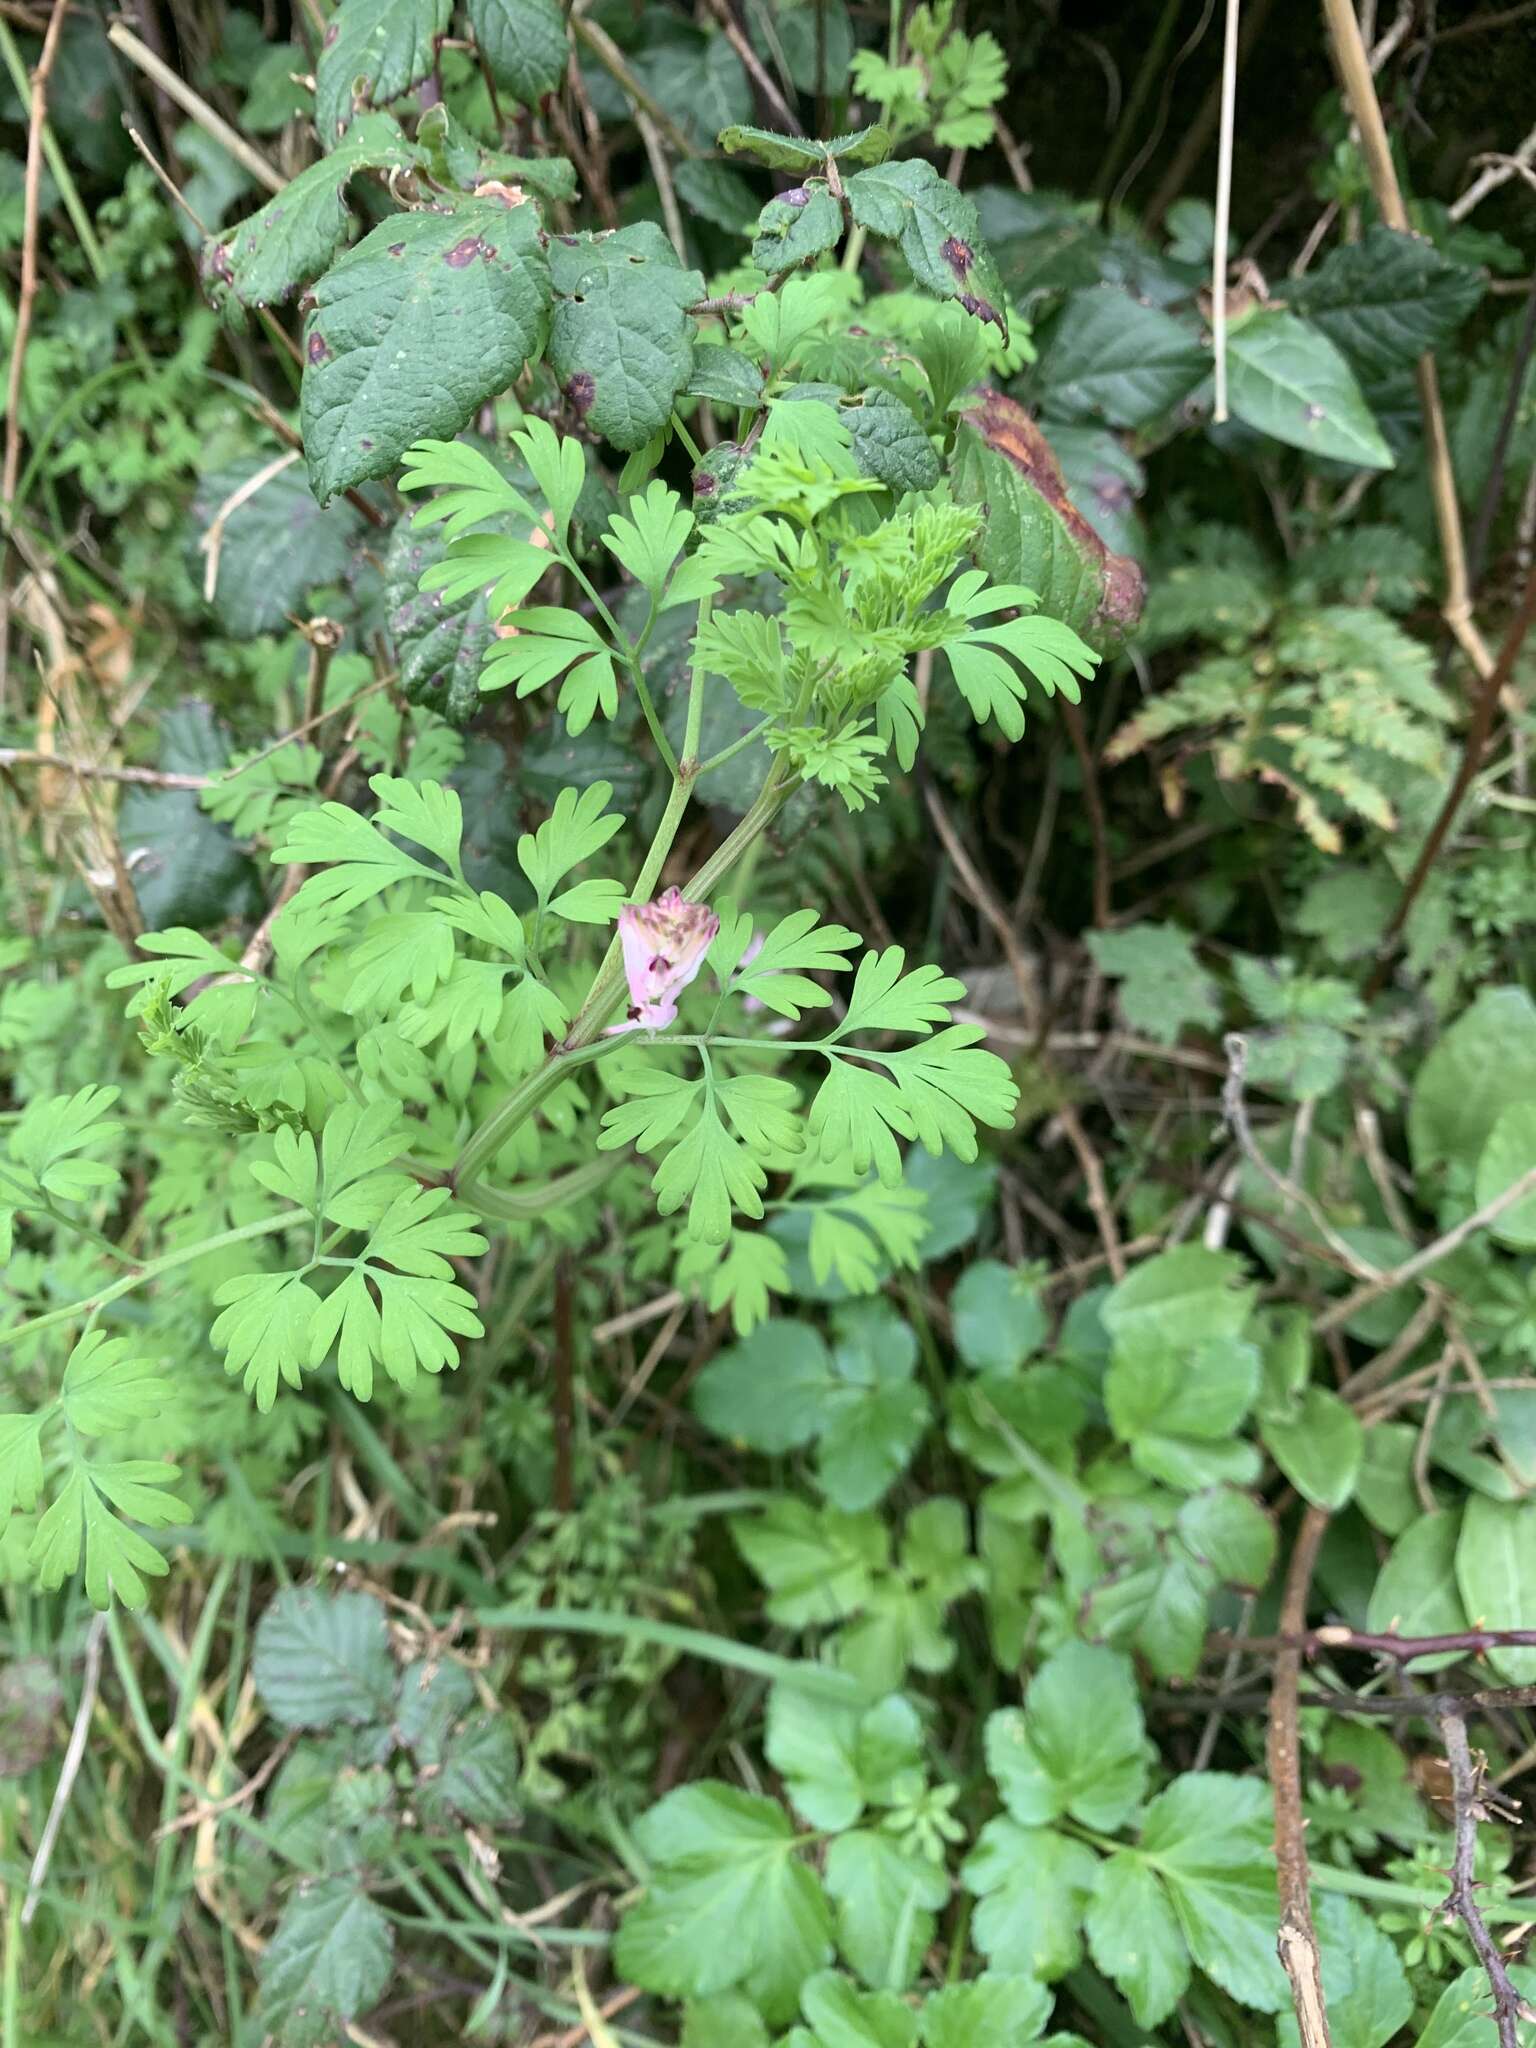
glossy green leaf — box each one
[1225,311,1394,469]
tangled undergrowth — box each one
[3,1,1536,2043]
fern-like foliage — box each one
[1114,584,1452,852]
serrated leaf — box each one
[301,202,550,501]
[845,160,1006,334]
[547,224,704,451]
[206,112,414,308]
[753,185,844,274]
[826,1831,948,1994]
[1085,1853,1190,2027]
[1086,923,1220,1046]
[920,1976,1054,2048]
[253,1587,397,1728]
[314,0,451,142]
[846,390,940,492]
[1136,1774,1286,2012]
[466,0,566,104]
[687,342,766,409]
[718,125,892,172]
[985,1642,1146,1831]
[1225,311,1394,469]
[258,1878,394,2048]
[961,1821,1097,1979]
[616,1783,833,2024]
[952,394,1146,650]
[1035,289,1205,427]
[1281,225,1484,381]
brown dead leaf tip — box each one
[970,388,1145,638]
[567,370,596,417]
[473,180,527,209]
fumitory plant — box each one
[0,138,1095,1608]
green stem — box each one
[458,1153,617,1222]
[0,1209,296,1357]
[0,1164,140,1265]
[697,715,775,778]
[1310,1861,1531,1924]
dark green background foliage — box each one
[3,1,1536,2044]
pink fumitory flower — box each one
[611,887,720,1033]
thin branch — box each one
[1368,561,1536,991]
[1319,0,1493,679]
[1,0,69,711]
[1211,0,1241,422]
[1213,1624,1536,1664]
[1269,1505,1334,2048]
[1152,1681,1536,1720]
[1316,1156,1536,1334]
[1450,118,1536,222]
[698,0,804,135]
[0,750,210,789]
[569,13,699,158]
[1222,1035,1382,1279]
[1439,1712,1536,2048]
[635,107,687,262]
[23,1614,106,1927]
[1058,698,1112,927]
[106,24,285,195]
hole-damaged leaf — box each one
[547,223,704,451]
[314,0,451,143]
[300,200,550,502]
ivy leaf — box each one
[1456,1496,1536,1683]
[547,224,704,451]
[465,0,567,105]
[985,1642,1147,1831]
[301,202,550,501]
[314,0,451,142]
[60,1333,169,1437]
[1225,312,1394,470]
[258,1878,394,2047]
[961,1822,1098,1979]
[845,160,1006,334]
[253,1587,397,1729]
[1086,924,1220,1046]
[615,1783,834,2023]
[206,112,414,308]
